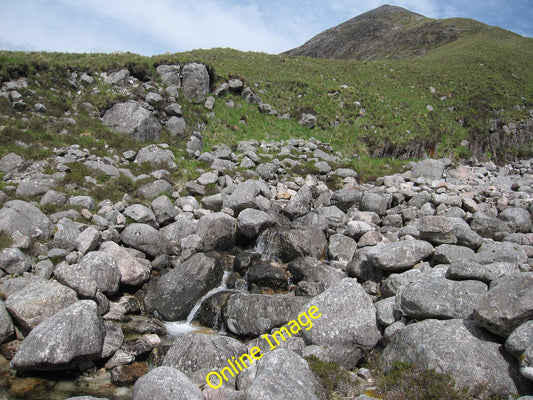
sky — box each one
[0,0,531,55]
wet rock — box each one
[5,279,78,331]
[381,319,528,395]
[247,260,289,291]
[145,253,223,321]
[255,228,327,263]
[301,278,381,369]
[11,300,104,371]
[103,101,161,142]
[111,362,148,386]
[223,293,309,337]
[472,273,533,337]
[121,223,170,258]
[193,291,233,330]
[245,349,320,400]
[101,321,124,359]
[132,366,205,400]
[366,239,433,271]
[163,333,247,386]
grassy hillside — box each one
[0,23,532,174]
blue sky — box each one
[0,0,531,55]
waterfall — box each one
[164,270,234,336]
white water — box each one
[164,270,234,336]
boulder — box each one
[446,260,520,283]
[103,69,130,86]
[472,273,533,337]
[102,101,161,142]
[417,216,457,244]
[156,64,181,87]
[381,319,528,395]
[0,152,24,173]
[360,192,390,215]
[167,116,186,137]
[245,349,320,400]
[162,333,247,386]
[132,366,205,400]
[0,247,31,275]
[144,253,223,321]
[381,269,422,298]
[247,260,289,291]
[222,293,309,337]
[223,180,260,215]
[99,241,151,286]
[53,217,81,250]
[11,300,104,371]
[255,228,327,263]
[410,159,445,180]
[54,263,98,298]
[196,212,237,251]
[471,212,512,238]
[76,226,102,255]
[101,321,124,359]
[0,300,14,343]
[506,320,533,360]
[136,144,177,171]
[301,278,381,369]
[181,63,209,103]
[138,180,174,200]
[237,209,284,240]
[5,279,78,331]
[160,215,198,245]
[124,204,158,228]
[79,251,122,296]
[16,178,55,198]
[151,195,177,225]
[399,269,488,319]
[121,223,170,258]
[298,113,317,129]
[499,207,531,233]
[328,234,357,262]
[475,240,528,265]
[0,200,53,237]
[366,239,433,271]
[432,244,475,264]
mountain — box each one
[283,4,516,60]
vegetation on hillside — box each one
[0,11,532,176]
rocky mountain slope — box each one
[0,62,532,399]
[284,4,514,61]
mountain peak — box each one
[283,5,486,60]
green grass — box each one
[0,24,532,171]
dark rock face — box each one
[381,319,529,395]
[11,301,105,371]
[144,253,224,321]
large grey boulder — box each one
[399,268,488,319]
[301,278,381,369]
[366,239,433,271]
[196,212,238,251]
[156,64,181,87]
[160,215,198,245]
[163,333,247,386]
[245,349,321,400]
[103,69,130,86]
[360,192,390,215]
[381,319,528,395]
[151,195,177,225]
[410,159,445,180]
[475,240,528,265]
[121,223,170,258]
[0,247,31,275]
[506,320,533,360]
[471,212,513,238]
[499,207,532,233]
[138,180,174,200]
[181,63,209,103]
[255,228,327,263]
[132,366,205,400]
[135,144,177,171]
[124,204,158,228]
[79,251,122,296]
[99,241,151,286]
[102,101,161,142]
[0,300,14,344]
[381,269,422,298]
[0,152,25,173]
[145,253,223,321]
[166,116,186,137]
[222,293,309,337]
[472,273,533,337]
[53,218,81,250]
[223,180,260,215]
[447,260,520,283]
[0,200,53,237]
[16,177,55,198]
[11,300,104,371]
[5,279,78,331]
[54,263,98,298]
